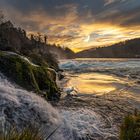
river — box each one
[57,58,140,140]
[0,58,140,140]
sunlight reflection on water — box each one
[66,73,124,95]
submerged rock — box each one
[0,51,60,100]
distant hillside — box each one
[76,38,140,58]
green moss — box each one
[26,53,49,67]
[0,51,60,100]
[120,114,140,140]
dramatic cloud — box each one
[0,0,140,52]
[104,0,116,6]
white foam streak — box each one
[59,58,140,72]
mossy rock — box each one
[0,51,60,100]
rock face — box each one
[0,51,60,100]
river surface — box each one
[1,57,140,140]
[58,58,140,140]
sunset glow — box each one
[1,0,140,52]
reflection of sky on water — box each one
[67,73,124,95]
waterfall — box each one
[0,73,75,140]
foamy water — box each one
[60,108,118,139]
[0,73,75,140]
[60,58,140,72]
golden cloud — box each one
[3,5,140,52]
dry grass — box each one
[0,125,60,140]
[0,127,42,140]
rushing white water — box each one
[60,59,140,79]
[60,58,140,70]
[0,73,75,140]
[60,107,119,140]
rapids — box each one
[0,73,75,140]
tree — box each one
[30,34,34,40]
[37,32,42,42]
[0,10,4,24]
[44,35,48,44]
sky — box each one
[0,0,140,52]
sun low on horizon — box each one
[1,0,140,52]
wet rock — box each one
[58,72,65,80]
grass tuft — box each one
[0,127,42,140]
[0,125,60,140]
[120,113,140,140]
